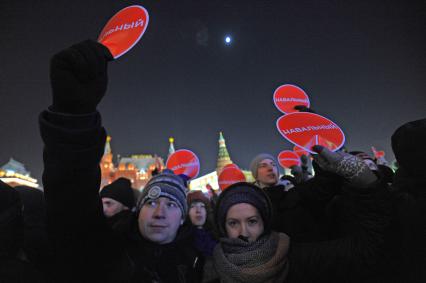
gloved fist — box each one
[50,40,113,114]
[312,145,377,187]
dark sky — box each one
[1,0,425,183]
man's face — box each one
[257,159,279,187]
[138,197,183,244]
[189,201,207,227]
[225,203,264,242]
[102,197,127,218]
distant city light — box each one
[225,36,232,45]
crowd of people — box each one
[1,40,425,283]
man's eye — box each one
[147,200,157,207]
[167,202,177,208]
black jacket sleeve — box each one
[39,110,125,282]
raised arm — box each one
[289,146,391,282]
[39,40,124,281]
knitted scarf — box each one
[212,232,290,283]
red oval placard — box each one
[278,150,301,168]
[293,145,310,158]
[273,84,310,114]
[98,5,149,59]
[276,112,345,154]
[221,163,239,171]
[166,149,200,179]
[218,164,246,191]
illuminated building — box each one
[100,136,165,190]
[0,158,39,188]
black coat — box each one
[287,178,391,283]
[264,171,343,242]
[39,110,203,283]
[258,162,392,282]
[377,168,426,283]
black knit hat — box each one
[391,118,426,177]
[215,182,273,237]
[100,178,135,209]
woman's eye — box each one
[227,221,236,227]
[248,219,258,225]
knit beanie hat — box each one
[137,172,188,219]
[215,182,273,237]
[391,118,426,177]
[100,178,135,209]
[250,153,279,179]
[187,190,210,208]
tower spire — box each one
[104,136,112,156]
[216,132,233,175]
[168,137,175,157]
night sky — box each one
[1,0,425,184]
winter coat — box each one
[263,171,343,242]
[39,110,204,283]
[0,181,46,283]
[377,167,426,283]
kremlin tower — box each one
[216,132,233,175]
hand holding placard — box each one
[273,84,346,154]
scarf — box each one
[212,232,290,283]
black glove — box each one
[294,105,316,113]
[49,40,113,114]
[312,145,378,188]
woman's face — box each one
[189,201,207,227]
[225,203,264,242]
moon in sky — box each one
[225,36,232,45]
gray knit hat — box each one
[250,153,279,179]
[137,172,188,218]
[215,182,273,237]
